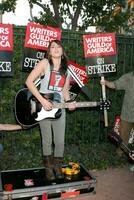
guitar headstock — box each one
[99,99,111,110]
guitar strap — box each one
[34,76,44,87]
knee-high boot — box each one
[43,155,55,181]
[53,157,64,179]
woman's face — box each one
[49,42,63,58]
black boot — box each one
[43,155,55,181]
[54,157,64,179]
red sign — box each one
[83,32,116,58]
[25,23,62,50]
[48,71,66,92]
[68,60,88,87]
[0,24,13,51]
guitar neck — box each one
[54,101,99,109]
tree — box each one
[0,0,16,12]
[0,0,133,33]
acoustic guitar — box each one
[15,88,109,128]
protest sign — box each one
[22,23,62,72]
[68,60,89,99]
[83,32,117,77]
[0,24,13,77]
[83,32,117,126]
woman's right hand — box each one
[41,98,53,111]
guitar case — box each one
[0,163,96,200]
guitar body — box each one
[15,88,62,128]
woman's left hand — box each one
[68,101,76,111]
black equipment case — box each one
[0,164,96,200]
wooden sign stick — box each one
[101,75,108,127]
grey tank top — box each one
[39,63,65,102]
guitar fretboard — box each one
[54,101,99,109]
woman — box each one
[25,40,75,181]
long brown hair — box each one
[46,40,68,75]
